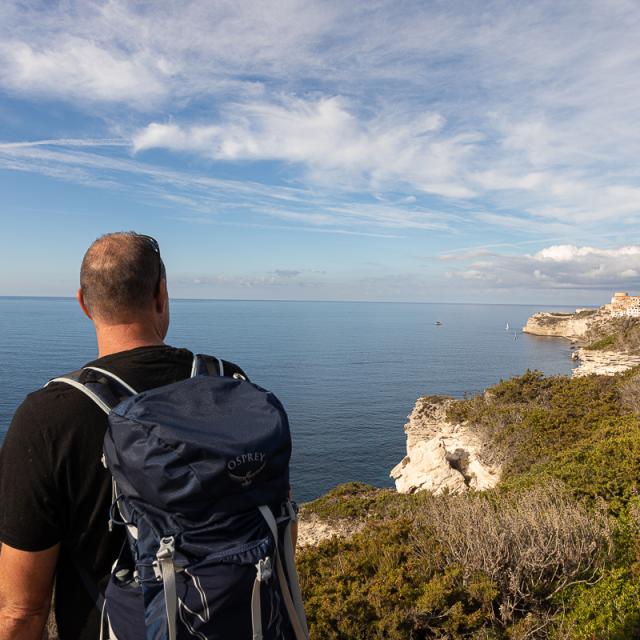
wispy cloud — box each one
[0,39,168,107]
[133,97,478,199]
[2,1,640,248]
[0,139,433,236]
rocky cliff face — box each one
[390,396,500,495]
[522,310,598,339]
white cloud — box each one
[132,97,476,198]
[2,1,640,236]
[0,39,167,106]
[447,244,640,290]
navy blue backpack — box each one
[48,354,309,640]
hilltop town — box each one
[606,291,640,317]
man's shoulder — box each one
[22,378,97,415]
[9,379,105,441]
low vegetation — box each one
[584,316,640,353]
[573,308,598,319]
[298,367,640,639]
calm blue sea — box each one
[0,297,577,501]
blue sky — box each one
[2,1,640,304]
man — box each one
[0,232,251,639]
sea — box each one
[0,297,578,502]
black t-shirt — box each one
[0,345,247,640]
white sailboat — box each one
[505,322,510,331]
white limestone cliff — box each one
[522,309,598,339]
[390,396,500,495]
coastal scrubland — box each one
[297,368,640,639]
[584,316,640,354]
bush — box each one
[301,481,413,520]
[532,415,640,514]
[298,483,611,639]
[298,519,427,639]
[447,371,623,478]
[583,334,616,350]
[415,482,612,628]
[620,373,640,414]
[553,568,640,640]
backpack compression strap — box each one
[259,505,310,640]
[45,367,138,414]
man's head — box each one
[78,232,169,336]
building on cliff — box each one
[606,292,640,317]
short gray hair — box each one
[80,232,165,322]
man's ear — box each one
[76,288,92,320]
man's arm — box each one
[0,542,59,640]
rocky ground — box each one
[296,512,365,547]
[572,347,640,377]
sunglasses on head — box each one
[138,234,165,293]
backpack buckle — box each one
[255,556,272,582]
[153,536,176,581]
[157,536,176,559]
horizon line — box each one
[0,295,592,308]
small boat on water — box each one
[505,322,510,331]
[434,321,443,325]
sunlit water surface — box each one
[0,298,576,501]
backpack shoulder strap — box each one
[45,367,137,414]
[190,353,225,378]
[191,353,250,381]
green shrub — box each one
[447,371,623,479]
[584,333,617,350]
[302,482,414,521]
[298,483,611,639]
[554,568,640,640]
[298,519,429,639]
[537,416,640,514]
[583,316,640,354]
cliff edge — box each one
[524,300,640,377]
[390,396,500,494]
[522,308,598,339]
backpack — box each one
[48,354,309,640]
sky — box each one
[1,1,640,304]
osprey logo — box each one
[227,452,267,487]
